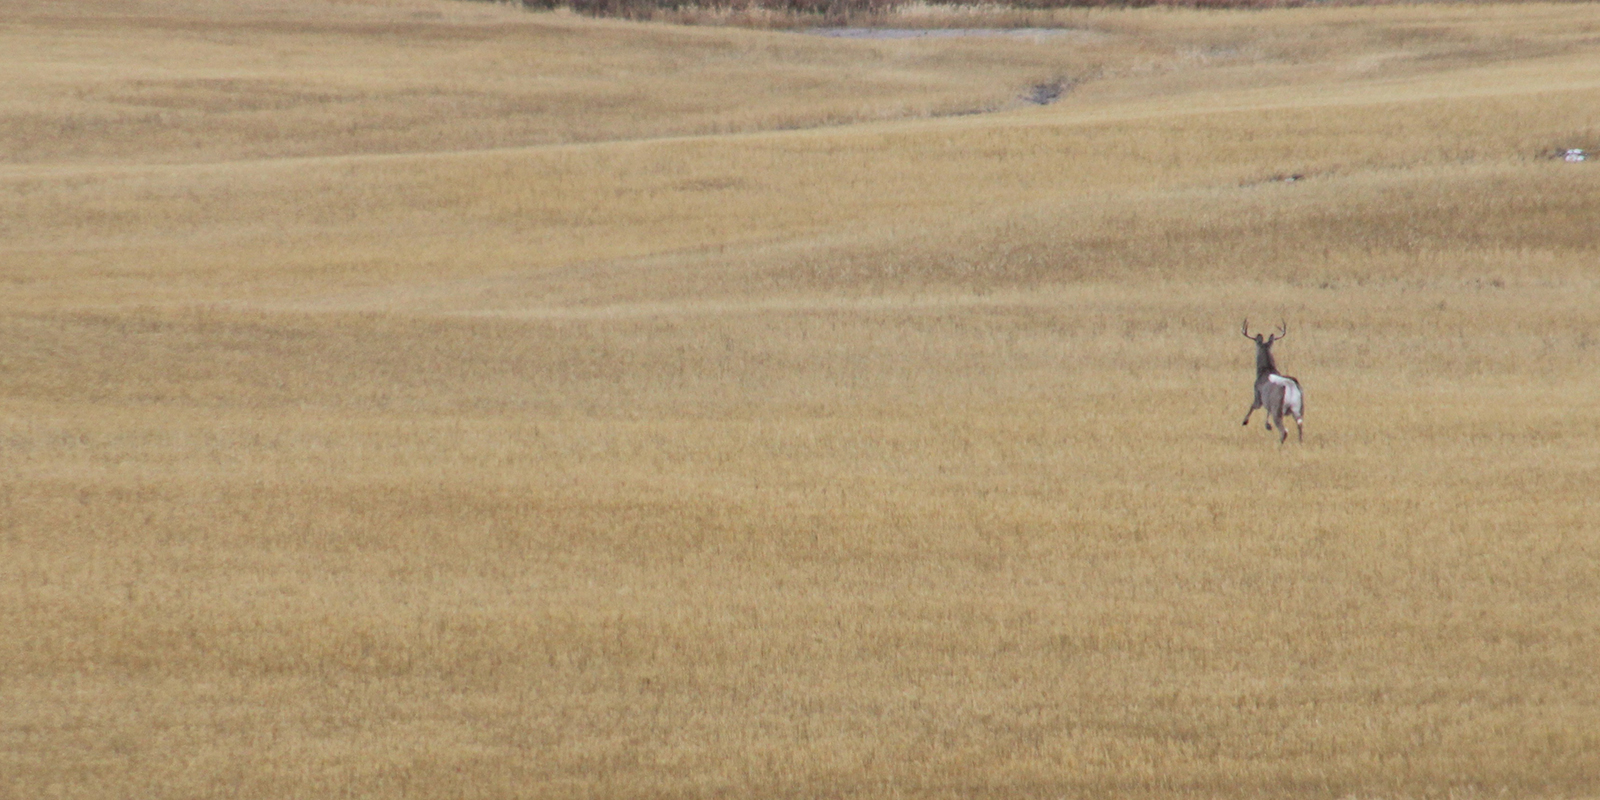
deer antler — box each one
[1241,319,1254,339]
[1269,320,1288,343]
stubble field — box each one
[3,1,1599,797]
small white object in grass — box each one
[1565,149,1587,162]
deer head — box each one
[1241,319,1287,376]
[1240,319,1287,346]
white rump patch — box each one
[1268,374,1302,414]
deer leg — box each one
[1242,387,1262,426]
[1264,387,1286,439]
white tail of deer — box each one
[1241,320,1304,444]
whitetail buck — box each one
[1241,320,1304,444]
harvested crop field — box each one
[3,1,1599,797]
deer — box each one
[1241,320,1304,444]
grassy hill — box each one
[3,1,1599,797]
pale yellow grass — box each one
[3,1,1600,798]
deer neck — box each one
[1256,349,1278,378]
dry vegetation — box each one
[4,1,1600,797]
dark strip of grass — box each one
[490,0,1412,27]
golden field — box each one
[3,1,1600,797]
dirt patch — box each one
[1022,80,1067,105]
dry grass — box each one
[4,1,1600,798]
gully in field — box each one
[1241,320,1304,444]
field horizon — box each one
[3,1,1599,797]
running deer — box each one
[1241,320,1304,444]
